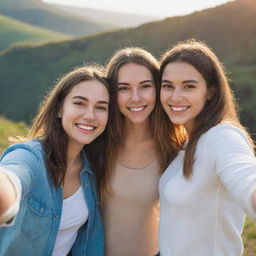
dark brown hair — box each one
[160,39,254,178]
[103,47,182,195]
[25,65,109,187]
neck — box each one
[66,141,83,171]
[123,119,153,142]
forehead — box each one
[162,62,205,82]
[117,63,153,81]
[67,80,109,101]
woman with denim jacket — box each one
[0,65,109,255]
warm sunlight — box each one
[43,0,235,17]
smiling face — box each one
[161,61,212,134]
[59,79,109,150]
[117,63,156,125]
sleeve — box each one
[0,146,40,201]
[204,125,256,220]
[0,170,22,226]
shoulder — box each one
[199,122,253,155]
[0,139,44,163]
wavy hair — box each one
[160,39,254,178]
[103,47,183,196]
[24,65,109,187]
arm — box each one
[205,125,256,219]
[0,144,40,225]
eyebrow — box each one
[72,96,109,104]
[161,79,199,84]
[117,80,154,85]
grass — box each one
[0,116,27,153]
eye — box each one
[73,101,83,106]
[161,83,173,89]
[141,84,152,89]
[184,84,195,89]
[96,105,108,111]
[118,86,129,91]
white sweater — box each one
[159,123,256,256]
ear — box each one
[207,86,215,100]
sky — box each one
[43,0,234,18]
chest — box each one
[110,162,160,204]
[159,150,219,208]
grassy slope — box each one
[0,14,71,51]
[0,117,27,153]
[0,0,115,36]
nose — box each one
[83,106,95,121]
[131,88,141,102]
[171,88,183,102]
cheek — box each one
[99,112,109,126]
[160,90,168,105]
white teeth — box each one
[77,124,95,131]
[171,106,188,112]
[129,106,145,112]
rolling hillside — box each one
[0,14,71,51]
[0,0,116,36]
[50,3,157,27]
[0,0,255,137]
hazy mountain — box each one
[0,0,255,137]
[50,3,158,27]
[0,0,116,36]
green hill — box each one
[0,14,71,51]
[0,0,116,36]
[0,116,27,153]
[0,0,255,138]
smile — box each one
[128,106,146,112]
[76,124,96,131]
[169,105,189,112]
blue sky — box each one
[43,0,234,17]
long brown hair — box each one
[160,39,254,178]
[24,65,109,187]
[103,47,182,196]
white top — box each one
[52,186,88,256]
[102,161,160,256]
[159,123,256,256]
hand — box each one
[0,169,16,217]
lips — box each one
[128,106,146,112]
[169,105,190,112]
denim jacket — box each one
[0,139,104,256]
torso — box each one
[159,124,256,256]
[102,160,160,256]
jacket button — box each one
[54,215,58,220]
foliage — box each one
[0,116,27,153]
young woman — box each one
[0,65,109,255]
[101,47,177,256]
[158,39,256,256]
